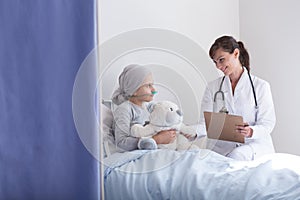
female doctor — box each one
[200,35,276,161]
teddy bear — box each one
[131,100,199,150]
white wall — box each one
[100,0,240,124]
[100,0,239,52]
[240,0,300,155]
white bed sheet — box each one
[104,149,300,200]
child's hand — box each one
[153,129,176,144]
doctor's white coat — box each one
[197,69,276,160]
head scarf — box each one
[112,64,152,105]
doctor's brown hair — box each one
[209,36,250,72]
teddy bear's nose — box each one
[176,110,182,116]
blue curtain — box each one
[0,0,99,199]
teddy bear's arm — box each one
[131,124,156,137]
[180,124,197,141]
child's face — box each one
[133,74,155,102]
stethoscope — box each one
[213,67,258,113]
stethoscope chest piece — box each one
[213,69,258,113]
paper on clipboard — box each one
[204,111,245,143]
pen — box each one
[242,124,249,127]
[236,124,249,127]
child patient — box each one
[112,64,178,152]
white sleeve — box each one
[196,86,214,138]
[113,105,139,151]
[251,82,276,140]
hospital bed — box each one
[101,101,300,200]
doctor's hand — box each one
[236,123,253,138]
[152,129,176,144]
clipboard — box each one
[204,111,245,143]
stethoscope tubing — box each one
[214,68,258,109]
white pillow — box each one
[101,104,117,157]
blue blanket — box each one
[104,149,300,200]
